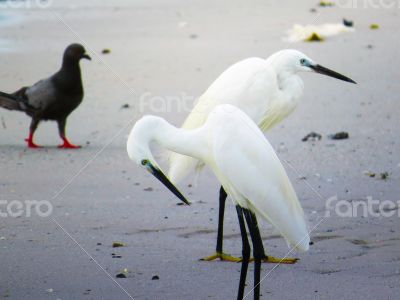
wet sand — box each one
[0,1,399,299]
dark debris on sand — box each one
[302,132,322,142]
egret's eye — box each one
[141,159,149,166]
[300,58,307,65]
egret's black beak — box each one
[144,162,191,206]
[82,54,92,60]
[310,64,356,84]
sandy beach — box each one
[0,0,399,299]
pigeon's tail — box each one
[0,91,24,111]
[0,89,34,113]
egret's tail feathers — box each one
[284,218,310,252]
[251,200,310,252]
[168,152,203,184]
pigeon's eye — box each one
[300,58,307,65]
[141,159,149,166]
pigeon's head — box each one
[63,43,91,63]
[267,49,355,84]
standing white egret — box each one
[127,104,310,300]
[168,49,355,262]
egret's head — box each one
[127,116,190,206]
[268,49,356,84]
[126,117,155,165]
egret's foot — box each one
[257,256,299,264]
[25,138,42,149]
[200,252,242,262]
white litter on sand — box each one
[284,23,355,43]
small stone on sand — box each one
[302,132,322,142]
[112,242,125,248]
[329,132,349,140]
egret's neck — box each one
[267,54,305,101]
[277,71,304,101]
[152,119,205,161]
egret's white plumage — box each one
[168,49,355,184]
[127,104,310,251]
[206,106,309,251]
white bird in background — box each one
[127,104,310,300]
[168,49,356,262]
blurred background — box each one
[0,1,399,299]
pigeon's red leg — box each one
[25,133,42,148]
[57,119,80,149]
[25,118,42,148]
[58,137,81,149]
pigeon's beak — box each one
[310,64,356,84]
[82,54,92,61]
[144,161,191,206]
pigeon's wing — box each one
[24,77,57,110]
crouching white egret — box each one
[127,104,310,300]
[168,49,355,262]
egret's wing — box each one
[204,57,292,133]
[210,106,310,251]
[168,57,272,183]
[258,96,297,132]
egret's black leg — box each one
[201,187,241,262]
[250,215,266,260]
[244,210,264,300]
[216,186,227,253]
[236,205,250,300]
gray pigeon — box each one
[0,43,91,148]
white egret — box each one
[127,104,310,300]
[168,49,355,262]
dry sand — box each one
[0,0,399,299]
